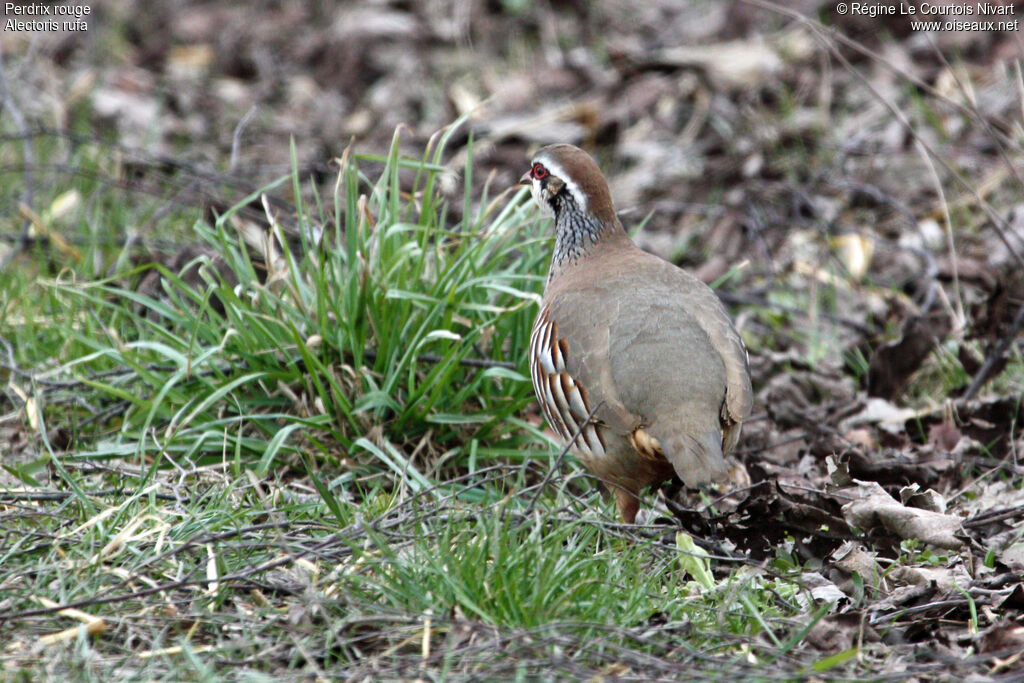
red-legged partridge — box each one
[521,144,753,523]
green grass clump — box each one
[24,124,554,493]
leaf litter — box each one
[1,0,1022,679]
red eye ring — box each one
[532,163,549,179]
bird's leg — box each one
[613,487,641,524]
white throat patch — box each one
[529,180,554,217]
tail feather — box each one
[660,431,729,488]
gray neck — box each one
[548,195,611,280]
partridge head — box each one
[521,144,753,523]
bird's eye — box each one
[532,163,549,179]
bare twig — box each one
[0,488,192,504]
[7,349,514,402]
[717,291,875,336]
[963,502,1024,529]
[112,179,204,277]
[370,349,515,370]
[230,105,260,174]
[961,301,1024,402]
[524,401,603,516]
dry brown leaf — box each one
[842,480,965,549]
[650,40,782,90]
[888,563,972,591]
[867,312,953,400]
[898,484,947,513]
[798,572,848,609]
[831,541,879,579]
